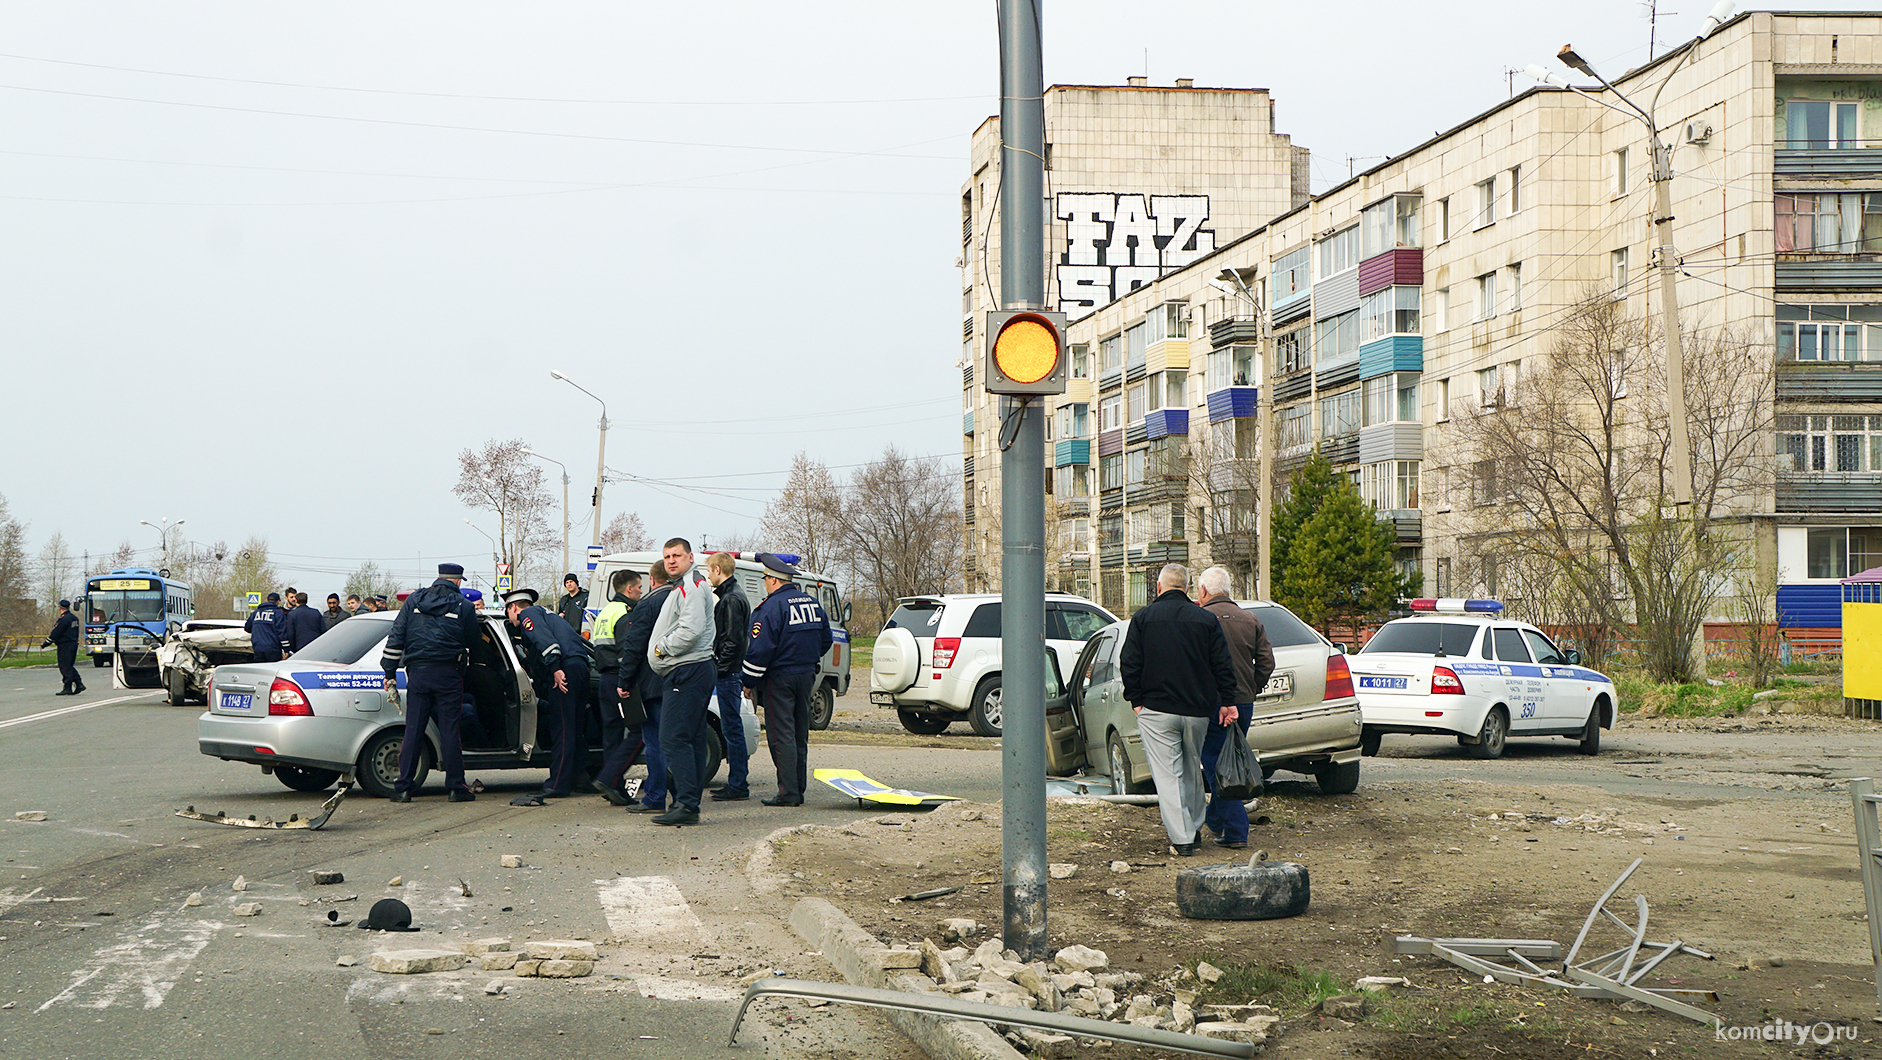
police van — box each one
[586,550,852,730]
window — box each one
[1471,458,1502,507]
[1364,373,1419,425]
[1055,466,1091,501]
[1774,192,1882,253]
[1802,527,1882,580]
[1361,286,1421,341]
[1100,453,1122,489]
[1361,194,1422,258]
[1070,518,1090,551]
[1397,194,1421,246]
[1476,272,1498,320]
[1508,164,1521,213]
[1166,371,1187,408]
[1435,287,1450,331]
[1612,148,1629,196]
[1100,395,1121,431]
[1316,225,1360,278]
[1612,248,1629,298]
[1435,556,1452,597]
[1776,304,1882,361]
[1319,388,1362,435]
[1779,414,1882,472]
[1314,309,1360,362]
[1508,263,1521,312]
[1128,570,1147,610]
[1126,447,1147,485]
[1781,99,1860,149]
[1362,460,1421,510]
[1069,344,1089,379]
[1397,377,1419,422]
[1475,177,1496,229]
[1125,323,1146,369]
[1278,404,1312,449]
[1058,403,1089,439]
[1434,377,1451,421]
[1146,373,1163,412]
[1438,196,1452,242]
[1276,329,1309,375]
[1127,383,1145,422]
[1146,302,1188,344]
[1099,334,1122,373]
[1271,245,1311,305]
[1099,512,1122,547]
[1477,365,1505,408]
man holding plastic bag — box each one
[1196,565,1275,850]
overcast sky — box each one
[2,1,1859,593]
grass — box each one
[1197,962,1358,1011]
[0,649,59,669]
[849,635,874,673]
[1613,667,1846,717]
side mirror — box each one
[1564,648,1583,666]
[842,602,852,625]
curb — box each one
[788,898,1022,1060]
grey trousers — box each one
[1136,709,1209,846]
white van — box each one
[587,550,852,730]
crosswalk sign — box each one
[245,592,261,609]
[497,575,513,591]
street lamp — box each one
[549,369,609,571]
[1214,266,1271,602]
[462,518,499,588]
[521,446,572,577]
[139,518,184,572]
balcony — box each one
[1125,421,1148,446]
[1274,370,1312,403]
[1316,356,1360,390]
[1774,148,1882,178]
[1097,428,1124,458]
[963,455,975,478]
[962,362,974,388]
[1358,422,1423,463]
[1143,540,1190,566]
[1776,259,1882,289]
[1358,248,1423,296]
[1358,335,1422,378]
[1777,472,1882,513]
[1322,433,1360,465]
[1383,509,1422,544]
[1127,476,1188,505]
[1777,362,1882,400]
[1054,439,1091,467]
[1209,316,1261,348]
[1206,386,1258,422]
[1145,408,1190,439]
[1100,542,1124,566]
[1314,269,1360,318]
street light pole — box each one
[463,519,499,588]
[521,447,572,577]
[550,370,609,561]
[139,518,184,572]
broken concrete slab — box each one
[1321,994,1368,1020]
[483,981,506,995]
[386,876,403,887]
[13,811,47,822]
[1196,960,1224,983]
[517,959,593,978]
[1017,1029,1075,1058]
[1054,944,1109,972]
[461,937,512,955]
[1193,1020,1272,1044]
[232,903,262,917]
[523,939,598,961]
[183,892,204,907]
[1048,863,1078,880]
[369,949,468,974]
[231,875,247,891]
[877,948,921,971]
[1109,861,1131,874]
[478,952,520,971]
[335,955,358,967]
[499,855,523,868]
[919,938,946,979]
[309,870,344,885]
[937,917,980,943]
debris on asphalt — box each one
[523,940,598,961]
[183,892,204,907]
[13,811,46,822]
[1048,863,1078,880]
[458,878,473,898]
[232,876,247,891]
[892,886,961,903]
[462,937,511,955]
[483,981,507,995]
[368,949,469,974]
[478,952,520,971]
[499,855,523,868]
[937,917,981,943]
[323,910,352,927]
[310,870,344,885]
[232,902,262,917]
[336,956,358,967]
[386,876,403,887]
[358,897,419,932]
[515,959,594,978]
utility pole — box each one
[996,0,1048,962]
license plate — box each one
[1359,676,1408,690]
[220,692,255,711]
[1257,672,1293,698]
[869,692,893,705]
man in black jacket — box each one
[1119,563,1239,856]
[556,575,589,636]
[42,600,83,695]
[283,592,327,656]
[705,552,753,801]
[381,564,480,803]
[322,594,349,630]
[245,593,288,663]
[609,562,672,813]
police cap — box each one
[502,588,539,608]
[756,552,799,580]
[266,592,281,602]
[438,562,465,579]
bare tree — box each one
[0,495,28,634]
[760,453,843,576]
[186,537,278,618]
[106,540,137,570]
[455,439,558,589]
[600,512,652,554]
[840,447,963,627]
[1188,418,1262,595]
[1448,291,1771,682]
[33,531,78,621]
[344,561,403,602]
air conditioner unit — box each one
[1685,121,1714,145]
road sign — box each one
[496,562,510,576]
[497,575,513,592]
[245,592,261,609]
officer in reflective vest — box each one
[741,552,831,807]
[589,568,643,804]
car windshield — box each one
[289,619,392,665]
[1243,605,1321,648]
[886,601,945,634]
[1362,621,1480,657]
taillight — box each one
[1431,666,1465,695]
[931,637,962,669]
[268,677,313,716]
[1324,654,1354,699]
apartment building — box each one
[985,11,1881,635]
[960,79,1311,591]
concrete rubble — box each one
[514,959,594,978]
[461,937,511,955]
[368,949,468,974]
[499,855,523,868]
[231,902,262,917]
[523,939,598,961]
[309,870,344,885]
[1047,863,1078,880]
[13,811,47,822]
[231,876,247,891]
[183,892,204,907]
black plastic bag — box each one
[1214,731,1262,802]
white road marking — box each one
[0,693,159,731]
[37,911,223,1012]
[595,876,705,943]
[0,886,45,918]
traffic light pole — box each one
[996,0,1048,962]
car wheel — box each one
[1577,703,1603,756]
[1108,730,1152,795]
[1465,708,1509,760]
[93,654,109,669]
[1315,759,1360,795]
[1359,728,1382,757]
[357,729,425,799]
[1176,860,1311,920]
[968,678,1003,737]
[164,669,190,707]
[274,765,342,792]
[704,724,724,783]
[809,683,835,731]
[898,710,951,736]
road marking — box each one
[0,886,45,918]
[37,910,223,1012]
[595,876,705,942]
[0,693,159,731]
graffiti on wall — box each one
[1055,193,1214,317]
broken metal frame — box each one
[175,775,354,830]
[1393,857,1720,1027]
[1852,777,1882,1014]
[728,978,1258,1059]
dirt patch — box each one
[771,780,1881,1058]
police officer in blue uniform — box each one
[381,563,480,803]
[741,553,831,807]
[245,593,287,663]
[503,587,592,799]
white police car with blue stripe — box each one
[1346,599,1613,759]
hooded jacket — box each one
[648,568,714,675]
[381,579,478,676]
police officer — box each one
[381,563,480,803]
[245,592,288,663]
[741,553,831,807]
[503,587,591,799]
[42,600,83,696]
[589,568,642,804]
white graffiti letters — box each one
[1054,193,1213,316]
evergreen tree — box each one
[1272,454,1419,633]
[1269,450,1340,596]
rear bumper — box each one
[1359,697,1485,738]
[197,713,369,773]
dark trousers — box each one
[631,695,667,808]
[254,650,282,663]
[400,662,468,795]
[542,658,590,794]
[657,660,715,813]
[762,670,816,801]
[56,644,79,688]
[1202,702,1255,843]
[715,675,750,794]
[597,672,629,789]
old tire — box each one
[1578,703,1603,755]
[1465,707,1509,760]
[275,765,341,792]
[164,669,190,706]
[968,677,1003,737]
[898,710,951,735]
[1177,860,1311,920]
[1316,759,1360,795]
[809,683,835,731]
[1360,728,1382,757]
[357,728,426,799]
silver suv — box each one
[869,593,1117,736]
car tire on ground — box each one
[357,728,426,799]
[898,710,951,735]
[164,668,190,707]
[1578,703,1602,755]
[809,683,834,731]
[704,724,724,783]
[968,677,1003,737]
[1359,728,1382,757]
[274,765,341,792]
[1176,860,1311,920]
[1316,759,1360,795]
[1108,730,1152,795]
[1464,707,1509,760]
[93,654,109,669]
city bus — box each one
[83,568,193,668]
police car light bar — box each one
[707,551,802,566]
[1407,598,1504,614]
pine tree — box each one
[1269,450,1340,597]
[1272,454,1419,633]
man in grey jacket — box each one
[645,537,716,826]
[1196,565,1276,849]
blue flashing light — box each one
[1408,598,1504,614]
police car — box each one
[1346,599,1613,759]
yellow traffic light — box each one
[984,310,1068,395]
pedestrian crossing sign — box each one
[497,575,513,591]
[245,592,261,609]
